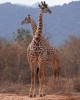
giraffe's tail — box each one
[36,67,39,76]
[36,67,39,83]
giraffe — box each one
[26,1,52,97]
[21,15,60,79]
[21,15,36,35]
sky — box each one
[0,0,79,6]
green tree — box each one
[13,28,32,47]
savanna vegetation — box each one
[0,28,80,95]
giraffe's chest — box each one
[27,38,47,55]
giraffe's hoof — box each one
[29,94,33,97]
[33,94,36,97]
[43,94,46,96]
[39,94,43,97]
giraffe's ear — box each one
[28,14,30,16]
[38,4,41,8]
[28,14,30,17]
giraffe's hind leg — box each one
[54,58,60,80]
[38,62,43,97]
[50,58,60,80]
[29,62,36,97]
[42,66,46,96]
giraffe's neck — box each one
[30,19,37,35]
[36,12,43,35]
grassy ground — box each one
[0,77,80,96]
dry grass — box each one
[46,77,80,95]
[0,35,80,99]
[0,82,30,95]
[0,77,80,96]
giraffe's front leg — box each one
[42,65,46,96]
[29,63,36,97]
[38,61,46,97]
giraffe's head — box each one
[21,15,31,25]
[38,1,52,14]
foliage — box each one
[60,35,80,78]
[13,28,32,47]
[0,28,32,84]
[0,34,80,87]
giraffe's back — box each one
[46,46,59,61]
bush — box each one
[59,35,80,78]
[0,34,80,94]
[0,37,31,84]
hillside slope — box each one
[0,1,80,45]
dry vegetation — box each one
[0,33,80,96]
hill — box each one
[0,1,80,45]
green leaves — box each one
[13,28,32,47]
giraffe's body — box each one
[27,6,50,95]
[21,15,36,35]
[21,1,59,97]
[21,15,59,78]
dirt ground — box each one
[0,93,80,100]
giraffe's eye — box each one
[42,7,44,9]
[25,18,27,20]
